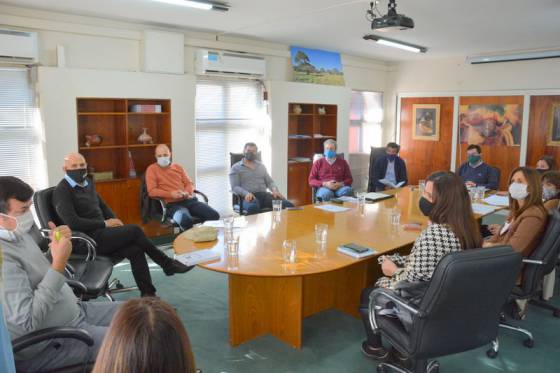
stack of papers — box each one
[379,179,405,189]
[175,249,221,266]
[471,203,500,216]
[364,192,393,202]
[337,196,358,202]
[482,195,509,207]
[314,204,350,213]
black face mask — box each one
[67,168,88,184]
[244,152,256,161]
[419,196,434,217]
[536,168,547,174]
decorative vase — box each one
[293,105,302,115]
[84,134,103,147]
[318,106,326,115]
[137,128,153,144]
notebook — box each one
[364,192,393,202]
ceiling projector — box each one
[367,0,414,32]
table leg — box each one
[228,274,303,349]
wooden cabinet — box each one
[77,98,173,237]
[287,103,337,206]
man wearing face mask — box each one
[370,142,408,192]
[146,144,219,230]
[229,142,293,215]
[53,153,192,298]
[0,176,120,371]
[309,139,354,201]
[457,144,499,190]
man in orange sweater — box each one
[146,144,219,230]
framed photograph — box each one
[547,103,560,146]
[458,104,522,146]
[412,104,440,141]
[290,46,345,86]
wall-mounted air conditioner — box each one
[195,49,266,78]
[0,29,38,64]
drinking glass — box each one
[226,234,239,256]
[314,223,328,245]
[282,240,296,263]
[475,186,486,202]
[272,199,283,215]
[419,179,426,193]
[390,208,401,226]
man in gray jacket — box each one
[0,176,120,372]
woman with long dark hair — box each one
[92,297,197,373]
[359,171,482,361]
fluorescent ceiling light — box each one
[152,0,229,12]
[466,50,560,64]
[363,34,427,53]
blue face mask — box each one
[387,154,397,162]
[324,150,336,159]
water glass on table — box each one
[282,239,297,264]
[419,179,426,193]
[272,199,283,216]
[475,186,485,202]
[223,216,234,241]
[314,223,328,245]
[390,208,401,226]
[357,192,366,211]
[226,234,240,256]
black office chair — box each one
[229,152,271,215]
[139,173,210,231]
[12,327,94,373]
[367,147,388,192]
[310,152,347,203]
[369,247,522,373]
[493,209,560,353]
[33,187,136,300]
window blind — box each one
[0,68,46,189]
[349,91,384,153]
[195,78,268,215]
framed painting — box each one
[459,104,522,146]
[547,103,560,146]
[412,104,440,141]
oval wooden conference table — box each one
[174,186,491,349]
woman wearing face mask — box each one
[359,171,482,362]
[536,155,556,173]
[484,167,548,257]
[541,171,560,211]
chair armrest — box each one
[65,279,88,293]
[370,287,423,316]
[40,229,97,262]
[12,327,94,353]
[230,190,244,212]
[522,259,545,265]
[193,189,209,203]
[154,198,168,223]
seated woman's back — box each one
[92,297,197,373]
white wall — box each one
[38,67,196,186]
[267,81,352,193]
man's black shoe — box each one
[163,259,194,276]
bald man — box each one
[145,144,219,230]
[52,153,192,297]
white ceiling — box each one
[3,0,560,62]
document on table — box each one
[379,179,405,189]
[175,249,221,266]
[471,203,500,216]
[202,218,248,228]
[337,196,358,202]
[314,204,351,213]
[364,192,393,202]
[482,195,509,207]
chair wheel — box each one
[115,282,124,290]
[553,309,560,318]
[523,338,534,348]
[486,349,498,359]
[428,361,440,373]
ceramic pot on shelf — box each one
[293,105,302,115]
[318,107,326,115]
[137,128,153,144]
[84,134,103,147]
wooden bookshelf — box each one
[287,103,337,206]
[76,97,173,237]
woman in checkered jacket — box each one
[359,171,483,362]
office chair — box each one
[369,247,522,373]
[229,152,271,215]
[367,147,388,192]
[12,327,94,373]
[494,209,560,353]
[139,173,209,231]
[310,152,347,203]
[33,187,136,300]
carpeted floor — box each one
[109,245,560,373]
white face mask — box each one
[157,156,171,167]
[0,211,35,241]
[508,182,529,201]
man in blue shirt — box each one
[371,143,408,192]
[457,144,500,190]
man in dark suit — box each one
[53,153,192,297]
[371,142,408,192]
